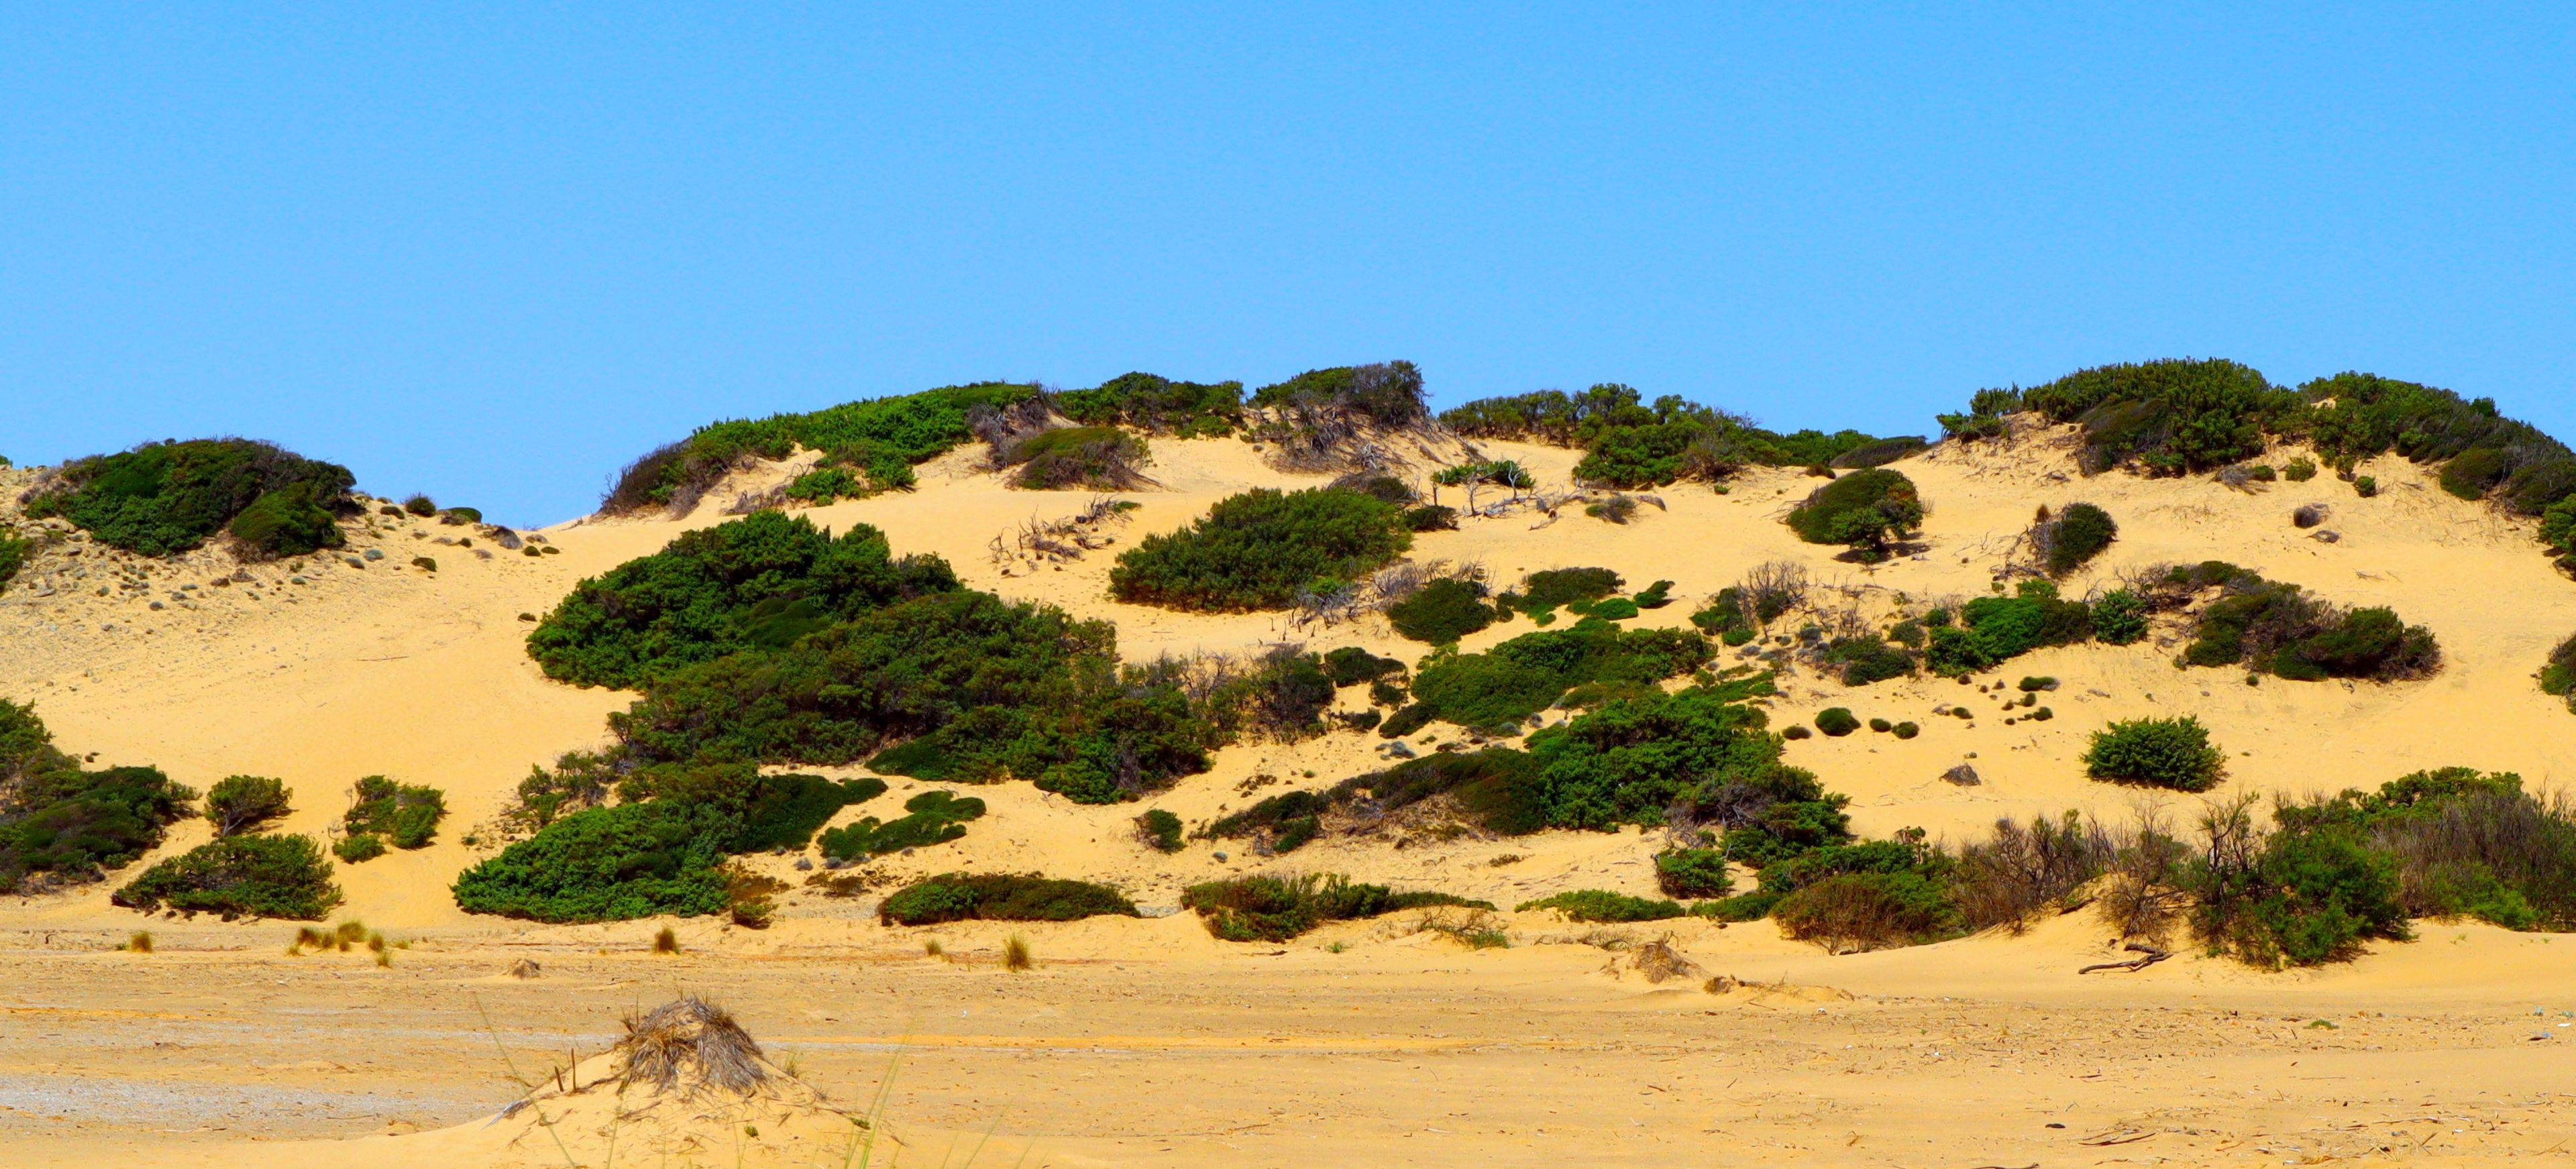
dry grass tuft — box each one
[123,930,152,953]
[505,958,542,979]
[651,925,679,954]
[614,995,769,1097]
[1003,934,1032,971]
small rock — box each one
[363,548,385,561]
[1943,764,1981,785]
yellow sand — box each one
[5,426,2576,1166]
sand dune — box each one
[7,424,2576,1164]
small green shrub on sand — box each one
[817,790,986,861]
[114,834,341,920]
[1516,889,1685,922]
[1182,873,1485,941]
[205,776,290,838]
[2031,502,2117,575]
[1654,848,1733,898]
[1814,708,1860,737]
[878,873,1138,926]
[1786,469,1923,561]
[2085,716,2225,791]
[1136,809,1185,853]
[339,777,447,850]
[1386,577,1497,643]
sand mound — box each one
[396,997,899,1168]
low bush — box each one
[2174,569,2439,681]
[1051,372,1243,435]
[2284,456,2319,482]
[2031,502,2117,576]
[2275,769,2576,932]
[1785,469,1923,561]
[527,510,961,689]
[1386,577,1497,643]
[2017,359,2290,475]
[1925,580,2094,675]
[1250,361,1431,425]
[1814,708,1860,736]
[1531,676,1800,833]
[23,439,355,557]
[604,382,1036,514]
[2085,716,2225,791]
[339,777,446,850]
[1110,488,1411,611]
[1653,848,1732,898]
[1891,721,1919,739]
[1585,495,1641,524]
[1438,383,1909,487]
[1403,504,1457,531]
[2090,588,2150,645]
[1515,889,1685,922]
[1136,809,1185,853]
[1950,810,2116,932]
[1509,567,1625,618]
[1181,872,1481,941]
[817,790,987,861]
[1002,426,1152,490]
[1773,871,1958,953]
[0,704,195,895]
[878,873,1138,926]
[1406,622,1712,732]
[2542,633,2576,711]
[611,590,1218,803]
[0,529,32,593]
[451,801,731,922]
[1823,634,1914,685]
[2186,796,2408,966]
[114,834,341,920]
[1322,647,1405,686]
[333,833,386,863]
[205,776,290,838]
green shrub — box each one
[2543,634,2576,710]
[2178,572,2438,681]
[2355,475,2379,498]
[23,439,355,557]
[1197,648,1338,744]
[1378,704,1434,738]
[1403,504,1457,531]
[1322,647,1405,686]
[1814,708,1860,737]
[817,789,986,860]
[1892,722,1919,739]
[1823,635,1914,685]
[1529,676,1797,832]
[1924,580,2094,675]
[1632,580,1674,609]
[339,776,447,850]
[205,776,290,838]
[0,529,33,593]
[1785,469,1923,560]
[604,382,1037,513]
[1137,809,1185,853]
[1407,622,1711,732]
[451,802,731,922]
[878,873,1138,926]
[1653,848,1732,898]
[2274,769,2576,931]
[114,834,341,920]
[333,833,386,863]
[610,590,1216,801]
[2033,502,2117,575]
[1003,427,1152,490]
[1181,872,1479,941]
[1250,361,1430,424]
[225,482,345,557]
[1052,372,1243,435]
[2090,588,2149,645]
[1109,488,1411,611]
[2187,797,2409,966]
[2284,456,2318,482]
[1386,577,1496,643]
[1513,567,1624,616]
[1440,384,1907,487]
[0,702,195,894]
[1587,598,1641,621]
[1773,871,1958,952]
[1693,891,1785,921]
[725,773,885,852]
[1516,889,1685,922]
[2011,359,2290,474]
[527,510,961,689]
[2085,716,2225,791]
[1209,748,1547,844]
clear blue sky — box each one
[6,5,2571,526]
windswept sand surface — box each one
[7,428,2576,1164]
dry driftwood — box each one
[2078,942,2172,975]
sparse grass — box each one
[652,925,680,954]
[1002,934,1032,971]
[123,930,152,953]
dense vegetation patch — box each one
[1206,748,1548,853]
[1784,469,1923,561]
[1924,580,2094,675]
[817,790,986,861]
[23,439,355,557]
[451,801,731,922]
[2030,502,2117,575]
[527,511,961,689]
[204,775,290,838]
[606,382,1038,513]
[1052,372,1244,437]
[877,873,1138,926]
[1181,873,1485,942]
[114,834,341,920]
[1109,488,1411,612]
[2084,716,2226,791]
[0,700,195,895]
[1385,577,1499,644]
[1405,622,1712,732]
[1515,889,1684,922]
[1438,383,1917,488]
[1248,361,1432,425]
[999,426,1152,490]
[2162,563,2440,681]
[337,776,447,853]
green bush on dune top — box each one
[23,438,356,557]
[1109,487,1411,612]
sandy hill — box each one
[9,403,2576,1166]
